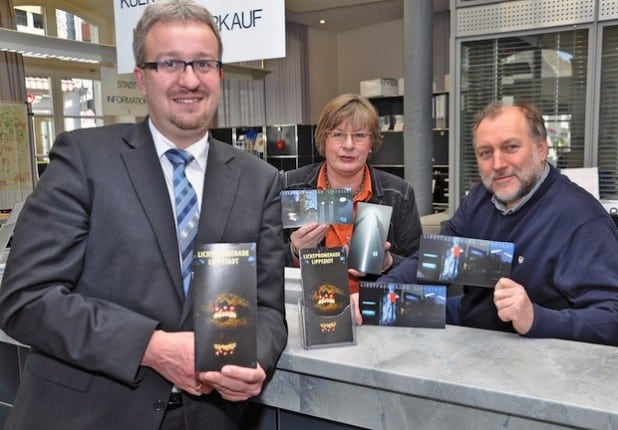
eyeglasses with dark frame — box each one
[327,130,372,143]
[138,59,223,75]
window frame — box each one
[452,23,598,208]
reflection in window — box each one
[26,76,53,116]
[543,114,572,167]
[15,6,44,35]
[14,5,98,43]
[501,49,573,82]
[15,9,27,27]
[32,10,44,30]
[26,76,103,172]
[62,78,103,132]
[26,76,54,176]
[56,9,97,43]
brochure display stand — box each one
[298,247,355,349]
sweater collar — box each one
[492,163,550,215]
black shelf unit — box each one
[210,126,266,159]
[211,124,319,171]
[367,95,405,178]
[265,124,317,171]
[367,93,450,213]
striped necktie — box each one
[165,149,199,296]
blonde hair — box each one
[133,0,222,66]
[314,93,383,157]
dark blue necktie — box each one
[165,149,199,296]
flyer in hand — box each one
[347,202,393,275]
[359,282,446,328]
[192,242,257,371]
[280,188,353,228]
[417,234,514,288]
[299,246,355,348]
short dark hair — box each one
[472,100,547,146]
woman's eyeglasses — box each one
[327,131,371,143]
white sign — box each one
[100,67,148,117]
[561,167,600,200]
[113,0,286,74]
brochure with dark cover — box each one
[192,242,257,371]
[281,188,353,228]
[299,247,355,348]
[359,282,446,328]
[347,202,393,275]
[417,234,515,288]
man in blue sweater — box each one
[382,100,618,346]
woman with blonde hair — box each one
[282,93,422,324]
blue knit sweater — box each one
[383,165,618,345]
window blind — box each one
[459,30,589,198]
[598,25,618,200]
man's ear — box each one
[538,137,549,161]
[134,67,147,97]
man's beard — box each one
[168,93,214,131]
[481,150,545,207]
[169,106,210,130]
[170,112,209,131]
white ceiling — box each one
[74,0,450,33]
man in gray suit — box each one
[0,1,287,429]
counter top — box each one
[258,272,618,429]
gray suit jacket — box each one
[0,119,287,429]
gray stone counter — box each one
[258,270,618,429]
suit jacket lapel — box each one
[199,139,240,242]
[120,121,185,302]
